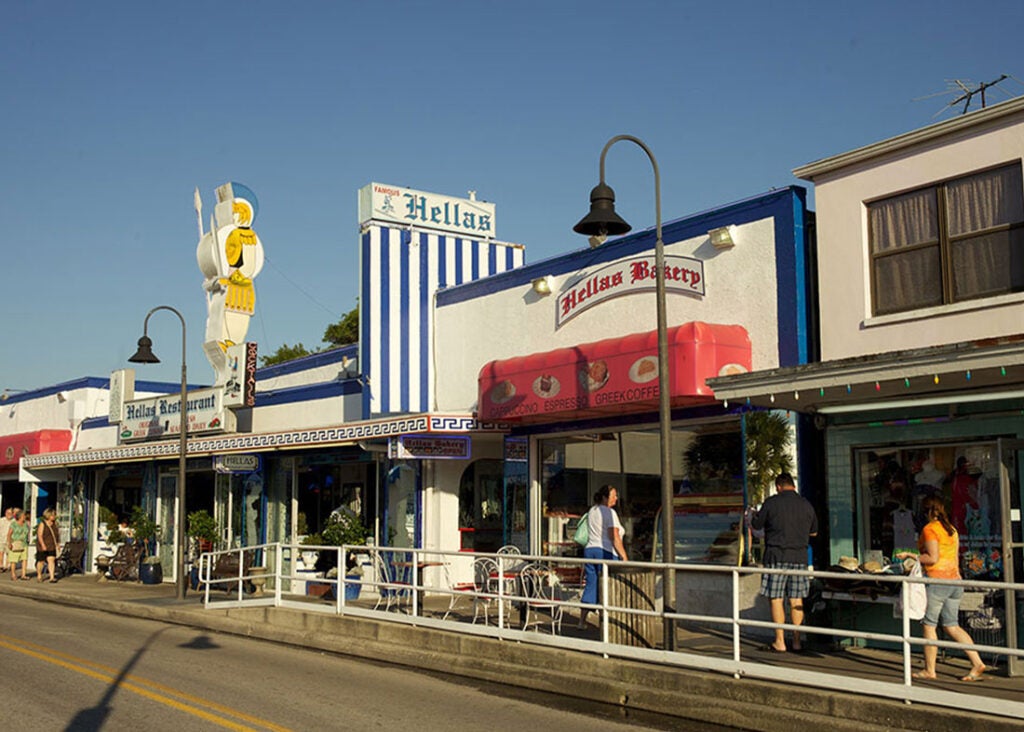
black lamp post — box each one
[574,134,676,650]
[129,305,188,601]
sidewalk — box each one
[2,573,1021,732]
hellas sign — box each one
[119,387,234,442]
[359,182,496,238]
[556,253,705,328]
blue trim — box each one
[256,379,360,406]
[254,344,357,381]
[454,238,463,285]
[379,227,391,414]
[506,245,514,270]
[0,377,203,404]
[81,416,109,430]
[438,236,448,288]
[437,187,808,306]
[361,230,373,419]
[488,241,497,276]
[419,231,430,412]
[400,231,411,412]
[471,241,480,280]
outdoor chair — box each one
[372,552,411,611]
[54,538,86,579]
[519,562,564,634]
[444,555,499,623]
[206,549,256,594]
[107,541,145,582]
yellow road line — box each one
[0,634,291,732]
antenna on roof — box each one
[914,74,1021,118]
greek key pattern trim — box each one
[22,413,507,468]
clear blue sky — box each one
[3,1,1022,392]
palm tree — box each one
[744,411,793,506]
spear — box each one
[194,187,204,238]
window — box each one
[868,163,1024,315]
[854,442,1001,580]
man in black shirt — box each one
[751,472,818,652]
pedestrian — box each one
[896,496,986,682]
[0,507,12,571]
[6,509,30,580]
[751,472,818,652]
[578,484,628,628]
[36,507,61,583]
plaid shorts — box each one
[759,562,810,599]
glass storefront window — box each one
[458,459,505,553]
[539,419,744,561]
[855,441,1002,579]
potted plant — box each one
[316,512,370,600]
[186,509,219,589]
[129,506,163,584]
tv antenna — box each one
[914,74,1023,117]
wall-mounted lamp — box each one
[531,276,554,296]
[0,388,27,402]
[708,225,736,250]
[56,391,69,404]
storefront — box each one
[433,186,818,570]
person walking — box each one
[579,485,628,628]
[36,507,61,583]
[6,509,30,580]
[0,507,12,571]
[751,472,818,652]
[896,496,986,681]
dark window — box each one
[868,163,1024,315]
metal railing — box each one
[197,543,1024,721]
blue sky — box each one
[2,1,1022,392]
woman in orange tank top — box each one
[897,496,985,682]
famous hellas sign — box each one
[359,182,496,238]
[119,386,235,442]
[556,254,705,328]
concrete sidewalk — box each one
[1,573,1020,732]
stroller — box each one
[54,539,87,579]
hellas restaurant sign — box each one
[119,387,235,442]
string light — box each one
[904,378,911,388]
[875,381,881,391]
[819,387,825,397]
[793,391,800,401]
[770,394,775,403]
[934,374,940,384]
[846,384,852,394]
[966,370,972,381]
[723,399,728,409]
[1001,366,1007,376]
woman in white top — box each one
[579,485,628,627]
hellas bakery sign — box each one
[556,254,705,328]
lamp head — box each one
[573,182,631,241]
[128,335,161,364]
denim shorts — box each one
[922,583,963,627]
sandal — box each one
[912,670,936,680]
[960,668,985,682]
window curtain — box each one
[869,188,941,312]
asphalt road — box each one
[0,595,740,732]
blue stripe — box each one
[471,240,480,279]
[419,232,430,411]
[379,228,391,414]
[454,238,463,285]
[438,236,448,288]
[488,242,497,276]
[361,230,373,418]
[399,231,411,412]
[505,246,514,271]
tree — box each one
[258,304,359,367]
[323,305,358,347]
[260,342,313,367]
[744,411,794,506]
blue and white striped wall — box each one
[359,224,525,417]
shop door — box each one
[214,472,265,549]
[998,438,1024,676]
[385,462,418,548]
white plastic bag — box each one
[897,560,927,621]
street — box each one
[0,595,738,732]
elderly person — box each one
[36,507,61,583]
[6,509,30,580]
[0,507,12,571]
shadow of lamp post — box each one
[129,305,188,601]
[573,134,676,651]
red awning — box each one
[0,430,72,468]
[478,322,751,423]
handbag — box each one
[896,559,927,620]
[10,539,25,552]
[573,516,589,547]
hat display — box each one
[838,556,860,572]
[861,560,883,573]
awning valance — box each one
[0,430,72,468]
[478,322,751,423]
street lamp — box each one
[574,134,676,650]
[129,305,188,601]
